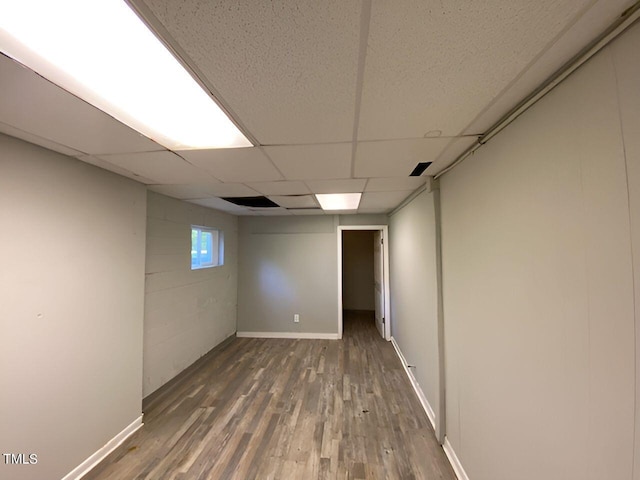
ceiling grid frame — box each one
[1,0,635,215]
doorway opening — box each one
[337,225,390,340]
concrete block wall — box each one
[144,192,238,397]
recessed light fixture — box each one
[316,193,362,211]
[0,0,252,150]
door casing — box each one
[337,225,391,340]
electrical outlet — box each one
[294,314,300,323]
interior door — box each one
[373,231,385,338]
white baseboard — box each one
[236,331,340,340]
[390,338,469,479]
[443,437,470,480]
[62,414,143,480]
[390,336,436,429]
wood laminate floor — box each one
[84,311,455,479]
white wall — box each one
[339,214,388,226]
[144,192,238,397]
[237,215,387,335]
[342,230,375,311]
[0,135,146,480]
[388,189,440,427]
[612,24,640,480]
[237,216,338,335]
[438,24,639,480]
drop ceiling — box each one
[0,0,635,215]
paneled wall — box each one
[388,21,640,480]
[388,190,440,425]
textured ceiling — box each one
[0,54,160,155]
[178,148,283,183]
[0,0,634,215]
[264,144,353,180]
[139,0,363,145]
[357,0,596,140]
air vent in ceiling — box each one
[222,196,279,208]
[410,162,432,176]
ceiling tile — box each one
[138,0,362,144]
[147,184,221,200]
[204,183,261,198]
[358,0,594,140]
[289,209,326,215]
[365,177,426,192]
[462,0,634,135]
[246,180,311,196]
[251,207,292,216]
[355,138,452,177]
[188,196,248,213]
[269,195,319,209]
[0,54,161,154]
[95,151,217,184]
[359,191,413,211]
[265,144,352,180]
[76,154,156,184]
[357,207,391,214]
[177,147,282,182]
[0,122,83,157]
[305,178,366,194]
[428,137,481,176]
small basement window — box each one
[191,226,223,269]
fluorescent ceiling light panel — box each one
[315,193,362,211]
[0,0,251,150]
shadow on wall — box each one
[259,261,295,303]
[342,230,375,314]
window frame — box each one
[191,225,224,270]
